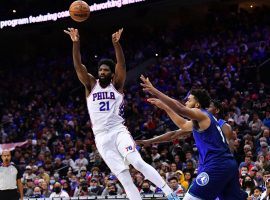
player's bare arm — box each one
[112,28,126,93]
[64,28,96,96]
[222,123,235,151]
[147,98,192,130]
[140,75,208,122]
[136,129,191,146]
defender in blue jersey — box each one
[140,75,244,200]
[208,99,236,152]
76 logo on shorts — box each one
[125,145,133,152]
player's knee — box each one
[129,158,145,171]
[117,171,134,186]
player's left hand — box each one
[147,98,166,109]
[112,28,123,43]
[140,75,157,95]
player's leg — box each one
[95,133,142,200]
[126,151,173,196]
[186,170,228,200]
[117,169,142,200]
[217,159,247,200]
[116,131,174,197]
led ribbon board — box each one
[0,0,146,29]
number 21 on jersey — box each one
[99,101,109,111]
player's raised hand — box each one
[112,28,123,44]
[147,98,167,109]
[64,28,80,42]
[140,75,157,95]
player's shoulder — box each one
[10,163,21,171]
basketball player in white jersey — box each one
[64,28,179,200]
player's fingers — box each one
[140,83,147,87]
[147,99,156,103]
[140,75,146,82]
[64,30,70,35]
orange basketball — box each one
[69,0,90,22]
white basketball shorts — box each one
[94,126,136,176]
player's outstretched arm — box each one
[146,97,192,130]
[140,75,207,121]
[112,28,126,93]
[136,129,191,145]
[64,28,95,94]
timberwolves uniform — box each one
[218,119,226,128]
[187,110,244,200]
[87,80,136,176]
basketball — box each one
[69,0,90,22]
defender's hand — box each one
[140,75,157,95]
[64,28,80,42]
[112,28,123,44]
[136,140,151,147]
[147,98,166,109]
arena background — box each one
[0,0,270,199]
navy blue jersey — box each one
[193,110,233,169]
[218,119,226,128]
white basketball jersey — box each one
[86,80,125,135]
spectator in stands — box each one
[89,178,103,196]
[168,177,185,194]
[75,150,89,170]
[181,172,192,191]
[23,178,34,197]
[37,166,49,184]
[49,182,69,198]
[23,166,36,183]
[73,180,89,197]
[263,110,270,129]
[40,181,51,197]
[140,180,154,194]
[248,186,262,200]
[239,156,255,171]
[242,175,256,196]
[30,186,44,198]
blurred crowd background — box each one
[0,0,270,199]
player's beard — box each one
[99,76,111,88]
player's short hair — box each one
[168,177,178,182]
[98,59,115,73]
[211,99,223,112]
[190,89,211,109]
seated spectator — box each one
[239,156,255,171]
[241,175,256,196]
[168,177,185,194]
[101,182,122,196]
[49,182,69,198]
[89,178,104,196]
[22,165,36,183]
[260,178,270,200]
[30,186,45,198]
[180,172,192,191]
[77,166,89,180]
[23,177,34,197]
[40,181,51,197]
[248,186,262,200]
[263,110,270,128]
[75,150,89,170]
[140,180,155,194]
[38,166,50,184]
[73,180,90,197]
